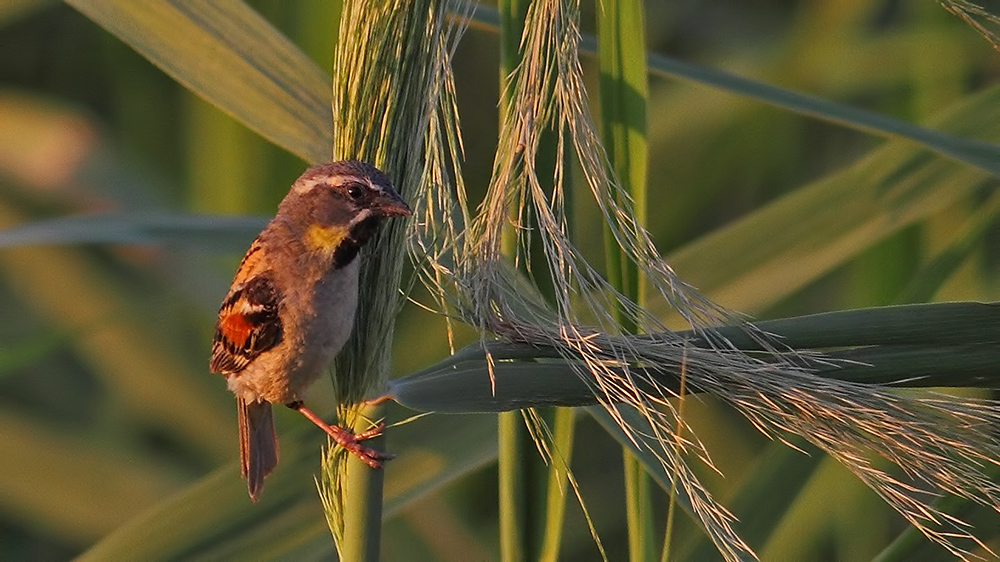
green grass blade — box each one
[65,0,331,164]
[699,301,1000,349]
[339,406,387,562]
[678,439,824,561]
[599,0,647,332]
[79,404,498,560]
[468,6,1000,177]
[894,189,1000,304]
[641,50,1000,177]
[662,85,1000,316]
[623,452,655,562]
[388,302,1000,414]
[0,213,266,249]
[0,411,184,545]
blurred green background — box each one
[1,1,998,560]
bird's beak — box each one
[375,189,412,218]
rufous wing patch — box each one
[210,274,282,374]
[218,310,254,348]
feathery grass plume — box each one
[941,1,1000,50]
[318,0,468,554]
[405,0,1000,559]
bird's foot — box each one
[287,401,394,469]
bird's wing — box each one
[210,271,283,375]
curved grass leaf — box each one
[639,50,1000,177]
[662,85,1000,317]
[700,301,1000,349]
[677,439,824,562]
[388,302,1000,414]
[0,410,184,545]
[79,404,497,560]
[65,0,331,164]
[470,6,1000,177]
[0,0,55,26]
[0,213,266,249]
[386,340,1000,409]
[0,224,233,462]
[68,1,1000,190]
[894,189,1000,304]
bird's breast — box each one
[290,257,361,375]
[307,259,361,356]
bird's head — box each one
[278,160,411,258]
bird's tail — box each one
[237,397,278,502]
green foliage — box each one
[0,1,998,560]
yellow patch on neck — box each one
[305,224,348,253]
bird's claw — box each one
[326,422,394,469]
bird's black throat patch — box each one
[331,216,380,268]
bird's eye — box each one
[346,184,365,200]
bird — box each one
[209,160,411,502]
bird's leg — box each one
[286,401,394,469]
[364,394,392,407]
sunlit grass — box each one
[1,1,998,560]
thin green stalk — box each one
[498,411,526,562]
[661,352,687,562]
[597,0,647,328]
[537,407,576,562]
[527,122,576,562]
[597,0,652,561]
[624,453,654,561]
[498,2,530,561]
[341,405,387,562]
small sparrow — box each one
[209,160,411,502]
